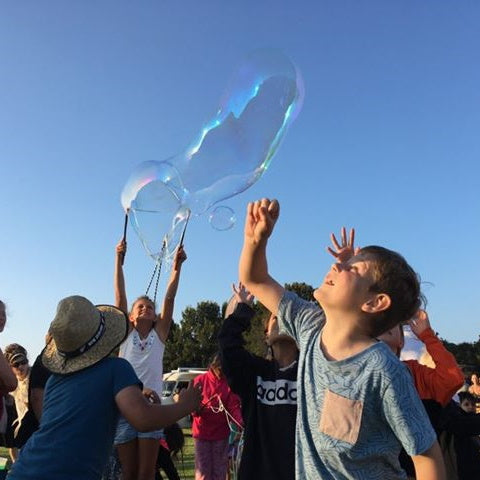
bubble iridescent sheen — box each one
[208,206,236,231]
[121,49,303,261]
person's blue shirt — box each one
[8,357,140,480]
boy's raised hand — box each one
[244,198,280,244]
[409,310,431,337]
[232,282,254,307]
[327,227,358,263]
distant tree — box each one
[284,282,315,302]
[164,281,316,371]
[442,337,480,369]
[163,322,181,372]
[165,301,223,370]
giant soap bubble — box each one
[122,48,304,261]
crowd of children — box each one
[0,197,479,479]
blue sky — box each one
[1,1,479,359]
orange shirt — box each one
[404,327,464,406]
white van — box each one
[162,367,207,428]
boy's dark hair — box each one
[459,391,477,404]
[360,246,423,337]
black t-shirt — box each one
[29,354,51,391]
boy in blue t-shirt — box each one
[239,198,446,480]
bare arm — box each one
[115,381,201,432]
[114,239,129,315]
[411,441,446,480]
[239,199,284,315]
[0,348,17,393]
[156,246,187,343]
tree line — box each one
[164,282,480,376]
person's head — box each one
[5,343,29,380]
[0,300,6,333]
[315,246,422,337]
[209,353,222,378]
[263,313,297,348]
[129,296,156,327]
[377,324,405,357]
[42,295,128,374]
[459,391,477,413]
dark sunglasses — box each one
[12,360,27,368]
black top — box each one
[218,303,297,480]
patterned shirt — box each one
[277,291,436,480]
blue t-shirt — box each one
[277,291,436,480]
[8,357,141,480]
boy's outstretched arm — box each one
[114,239,129,313]
[239,198,284,315]
[156,245,187,343]
[411,441,446,480]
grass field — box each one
[0,431,197,479]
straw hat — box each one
[42,295,128,374]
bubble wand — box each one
[179,209,191,248]
[121,210,129,266]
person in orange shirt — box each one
[379,310,464,407]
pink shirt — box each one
[192,369,242,441]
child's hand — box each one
[244,198,280,244]
[409,310,431,337]
[179,381,202,412]
[142,388,161,404]
[173,245,187,270]
[116,239,127,257]
[232,282,254,306]
[327,227,358,263]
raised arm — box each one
[408,310,464,406]
[218,283,259,394]
[239,198,284,315]
[114,239,128,314]
[156,245,187,343]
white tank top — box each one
[119,329,165,395]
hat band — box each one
[58,313,106,359]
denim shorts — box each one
[114,416,164,445]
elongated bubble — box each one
[121,49,304,260]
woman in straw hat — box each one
[7,295,201,480]
[114,239,187,480]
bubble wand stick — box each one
[179,209,191,248]
[121,210,129,266]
